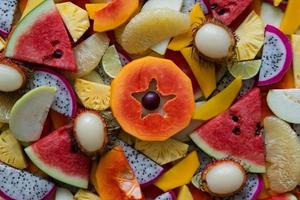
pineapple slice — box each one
[235,11,264,61]
[56,2,90,42]
[74,190,100,200]
[264,116,300,193]
[119,9,190,54]
[273,0,282,6]
[0,129,27,169]
[135,138,189,165]
[292,34,300,88]
[74,79,111,111]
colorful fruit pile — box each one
[0,0,300,199]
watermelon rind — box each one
[5,0,55,57]
[25,146,88,188]
[190,133,266,173]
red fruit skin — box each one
[188,184,212,200]
[208,0,253,25]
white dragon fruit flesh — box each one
[154,191,176,200]
[27,68,77,117]
[0,162,56,200]
[258,25,292,86]
[0,0,18,38]
[111,136,164,187]
[181,0,210,14]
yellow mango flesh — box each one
[168,3,205,51]
[193,77,242,120]
[181,47,216,98]
[280,0,300,35]
[154,151,199,191]
[292,34,300,88]
[85,3,107,20]
[177,185,193,200]
[21,0,43,19]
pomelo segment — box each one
[191,88,265,173]
[9,86,56,142]
[119,9,190,54]
[5,0,77,71]
[25,125,91,189]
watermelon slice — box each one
[25,125,91,188]
[190,88,265,173]
[5,0,77,71]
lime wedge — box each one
[228,60,261,80]
[102,45,122,78]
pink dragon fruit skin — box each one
[258,25,293,86]
[0,0,18,38]
[0,163,56,200]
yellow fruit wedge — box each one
[181,47,216,98]
[168,3,205,51]
[193,77,242,120]
[280,0,300,35]
[85,3,107,20]
[120,9,190,54]
[57,2,90,42]
[154,151,199,191]
[0,129,27,169]
[74,79,111,111]
[177,185,193,200]
[264,116,300,193]
[273,0,282,6]
[0,36,5,51]
[235,11,264,61]
[74,190,100,200]
[292,34,300,88]
[20,0,43,19]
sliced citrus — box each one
[264,116,300,193]
[102,45,122,78]
[235,11,264,61]
[119,9,190,54]
[228,60,261,80]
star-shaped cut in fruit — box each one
[132,79,175,118]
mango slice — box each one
[168,3,205,51]
[280,0,300,35]
[292,34,300,88]
[181,47,216,98]
[20,0,43,19]
[154,151,199,191]
[177,185,193,200]
[85,3,107,20]
[193,77,242,120]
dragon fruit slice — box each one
[0,0,18,38]
[0,162,56,200]
[154,191,176,200]
[258,25,293,86]
[111,136,164,187]
[181,0,210,14]
[27,68,77,117]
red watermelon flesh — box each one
[25,125,91,188]
[208,0,252,25]
[190,88,265,173]
[5,0,77,71]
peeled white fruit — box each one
[9,86,56,142]
[204,162,245,196]
[141,0,183,55]
[69,33,109,78]
[260,2,284,28]
[55,187,74,200]
[0,64,25,92]
[267,89,300,123]
[74,111,106,153]
[194,23,232,59]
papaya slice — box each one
[96,146,144,200]
[111,56,195,141]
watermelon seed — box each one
[255,123,262,136]
[52,49,63,58]
[210,3,218,10]
[232,115,239,122]
[217,8,227,16]
[232,127,241,135]
[70,137,79,153]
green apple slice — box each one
[9,86,56,142]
